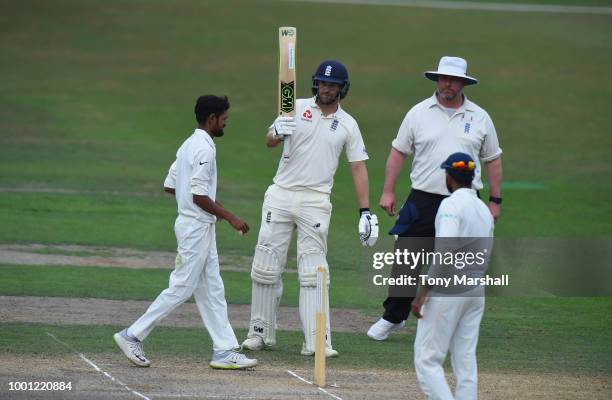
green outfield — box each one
[1,0,611,398]
[1,264,611,375]
[1,303,610,374]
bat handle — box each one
[282,134,290,161]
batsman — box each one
[242,60,378,356]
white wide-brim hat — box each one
[425,56,478,86]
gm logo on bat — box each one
[280,81,295,113]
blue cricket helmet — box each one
[311,60,350,99]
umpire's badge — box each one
[330,119,338,131]
[464,123,471,134]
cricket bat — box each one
[278,26,296,161]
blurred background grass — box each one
[1,0,611,265]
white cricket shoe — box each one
[367,318,406,341]
[209,351,258,370]
[241,336,265,351]
[113,329,150,367]
[300,343,339,358]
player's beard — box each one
[317,91,339,105]
[211,127,225,137]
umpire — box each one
[367,56,503,340]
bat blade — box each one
[278,26,296,160]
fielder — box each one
[412,152,494,400]
[242,60,379,356]
[114,95,257,370]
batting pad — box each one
[247,245,283,345]
[297,250,329,287]
[298,251,331,353]
[251,245,282,285]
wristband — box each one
[359,207,370,216]
[272,127,285,141]
[489,196,502,205]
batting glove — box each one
[273,116,296,140]
[358,209,379,247]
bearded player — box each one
[242,60,378,356]
[114,95,257,370]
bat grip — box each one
[282,135,290,160]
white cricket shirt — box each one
[428,188,494,281]
[164,129,217,223]
[435,188,494,238]
[392,94,502,195]
[272,97,369,194]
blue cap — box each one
[440,152,476,184]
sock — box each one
[124,328,139,342]
[212,350,232,359]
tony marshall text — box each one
[373,274,509,287]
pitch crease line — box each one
[46,332,151,400]
[286,370,343,400]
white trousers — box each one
[129,215,238,351]
[248,184,332,346]
[258,184,332,261]
[414,295,485,400]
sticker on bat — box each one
[288,44,295,69]
[280,81,295,113]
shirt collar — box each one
[194,128,216,148]
[428,92,476,114]
[452,187,477,197]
